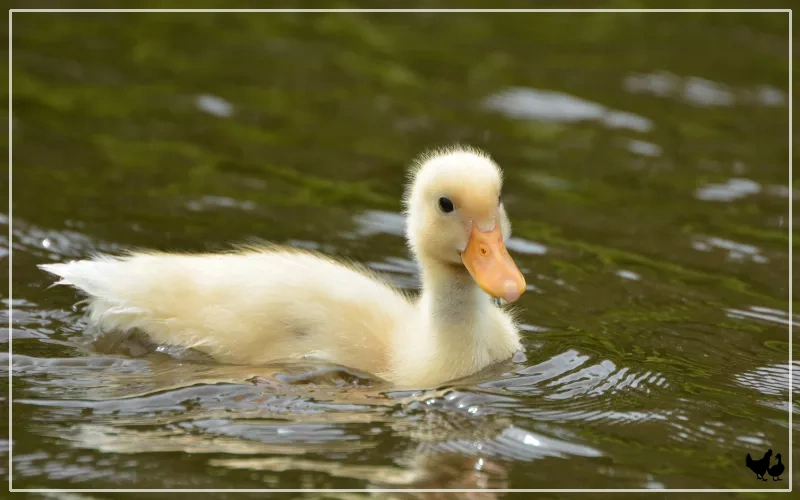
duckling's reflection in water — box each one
[210,452,509,497]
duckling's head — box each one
[404,146,526,303]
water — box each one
[4,9,795,494]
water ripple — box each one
[480,349,669,401]
[734,362,799,400]
[726,306,798,328]
[4,215,118,259]
[434,425,603,461]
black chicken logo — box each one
[745,448,784,481]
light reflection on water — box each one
[624,71,787,108]
[483,87,654,132]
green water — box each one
[4,9,795,497]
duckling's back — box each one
[40,248,416,375]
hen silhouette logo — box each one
[745,448,784,481]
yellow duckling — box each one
[40,146,527,389]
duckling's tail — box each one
[40,257,120,297]
[38,252,268,356]
[39,256,151,331]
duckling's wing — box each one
[39,249,415,372]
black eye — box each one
[438,196,454,213]
[498,194,502,205]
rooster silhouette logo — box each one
[745,448,784,481]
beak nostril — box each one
[479,246,489,256]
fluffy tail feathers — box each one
[40,257,127,299]
[38,257,152,327]
[41,259,101,293]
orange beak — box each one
[461,224,526,303]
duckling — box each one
[40,146,527,389]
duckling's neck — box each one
[389,256,520,388]
[418,259,492,339]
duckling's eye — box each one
[498,194,502,205]
[438,197,454,213]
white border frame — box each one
[6,8,792,494]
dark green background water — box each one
[3,8,795,497]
